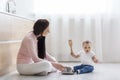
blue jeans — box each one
[74,64,94,74]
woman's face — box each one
[42,27,50,36]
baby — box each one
[68,40,98,74]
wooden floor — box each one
[1,63,120,80]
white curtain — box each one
[34,0,120,62]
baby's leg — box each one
[77,65,94,74]
[73,64,84,72]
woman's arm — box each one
[46,52,65,71]
[51,62,65,71]
[46,52,57,62]
[68,40,80,58]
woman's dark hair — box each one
[33,19,49,36]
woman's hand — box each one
[51,62,65,71]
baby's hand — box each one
[94,59,99,63]
[92,56,99,63]
[68,40,73,48]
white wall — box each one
[102,16,120,62]
[0,0,8,12]
[0,0,34,19]
[1,0,120,62]
[34,0,120,62]
[15,0,35,19]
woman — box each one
[17,19,65,76]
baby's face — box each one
[82,43,91,53]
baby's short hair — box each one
[82,40,91,46]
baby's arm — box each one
[68,40,80,58]
[71,52,80,58]
[92,56,98,63]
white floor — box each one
[1,63,120,80]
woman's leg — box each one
[17,60,52,75]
